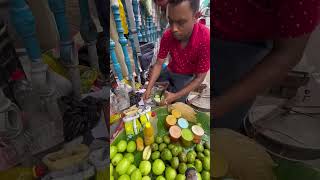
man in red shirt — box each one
[143,0,210,104]
[212,0,320,132]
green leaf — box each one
[154,107,169,137]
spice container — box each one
[133,115,142,134]
[191,125,204,144]
[145,106,152,119]
[177,118,189,129]
[139,106,152,126]
[123,116,135,136]
[144,122,155,146]
[123,114,141,137]
[181,129,194,147]
[138,109,148,126]
[165,115,177,129]
[110,113,124,124]
[150,111,158,135]
[169,125,182,142]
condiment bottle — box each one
[144,122,154,146]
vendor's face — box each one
[168,1,197,41]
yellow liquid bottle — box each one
[144,122,154,146]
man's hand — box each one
[160,91,178,105]
[174,72,207,101]
[144,59,165,101]
[143,88,151,101]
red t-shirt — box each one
[212,0,320,40]
[157,22,210,74]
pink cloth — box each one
[212,0,320,40]
[199,18,206,25]
[158,23,210,74]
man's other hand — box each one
[160,91,178,105]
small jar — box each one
[177,118,189,129]
[123,116,135,136]
[169,125,181,142]
[191,125,204,144]
[181,129,194,147]
[165,115,177,129]
[150,111,158,135]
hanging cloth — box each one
[141,0,152,16]
[118,0,129,34]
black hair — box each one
[168,0,200,13]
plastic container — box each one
[42,144,89,171]
[177,118,189,129]
[169,125,181,142]
[139,111,148,125]
[123,115,141,137]
[0,139,19,171]
[191,125,204,144]
[110,113,123,125]
[165,115,177,129]
[149,111,158,135]
[144,122,155,146]
[139,106,151,126]
[123,116,134,136]
[181,129,194,147]
[134,115,142,135]
[13,78,42,113]
[89,147,108,180]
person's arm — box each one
[176,73,207,97]
[145,58,165,92]
[213,34,311,118]
[143,30,171,100]
[161,72,207,105]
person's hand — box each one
[160,91,178,105]
[143,88,151,101]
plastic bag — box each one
[141,0,153,16]
[0,139,19,171]
[89,147,108,180]
[42,144,89,171]
[123,114,142,137]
